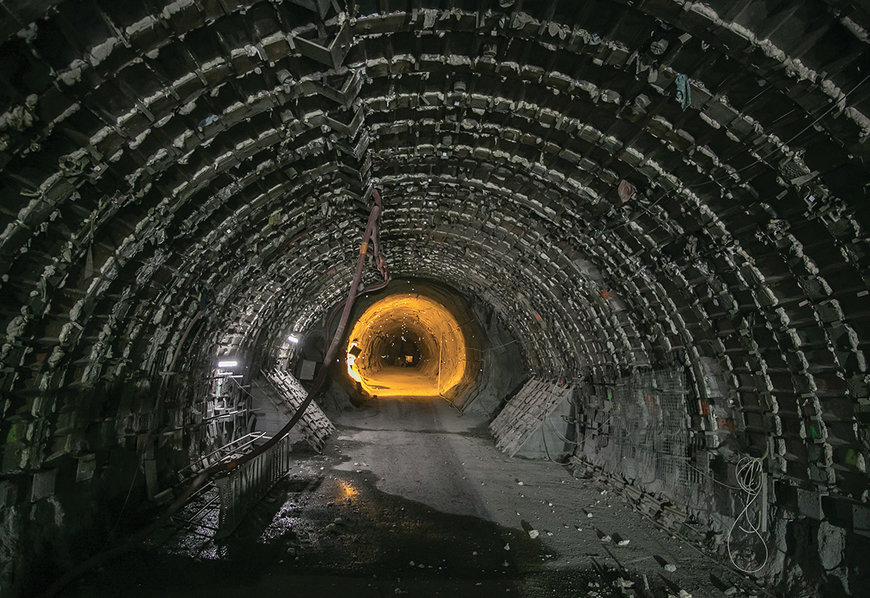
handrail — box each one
[41,189,391,598]
[214,433,293,537]
[174,431,267,481]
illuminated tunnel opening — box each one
[345,293,469,398]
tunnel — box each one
[0,0,869,596]
[343,287,473,399]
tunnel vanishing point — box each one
[0,0,869,596]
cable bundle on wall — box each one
[726,454,770,574]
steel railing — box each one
[213,433,293,537]
[175,431,268,484]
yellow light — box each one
[347,342,362,382]
[345,294,468,398]
[339,481,358,501]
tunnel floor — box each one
[358,366,442,397]
[66,398,760,597]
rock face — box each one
[0,0,868,596]
[818,521,846,571]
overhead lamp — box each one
[287,333,301,344]
[217,360,239,368]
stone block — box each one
[1,443,24,474]
[822,495,854,528]
[30,469,56,501]
[797,488,822,519]
[853,504,870,538]
[76,454,96,482]
[0,479,18,509]
[817,521,846,570]
[817,299,843,323]
[774,481,798,513]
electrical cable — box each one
[604,72,870,243]
[573,454,776,598]
[540,422,554,462]
[118,190,392,570]
[684,461,745,491]
[227,374,260,401]
[689,71,870,192]
[111,311,205,534]
[544,413,580,446]
[725,453,769,574]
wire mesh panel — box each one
[263,369,336,452]
[610,368,690,497]
[490,378,573,457]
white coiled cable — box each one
[726,454,769,573]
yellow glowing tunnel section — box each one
[345,294,468,398]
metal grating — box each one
[262,369,336,452]
[609,369,692,496]
[490,378,574,457]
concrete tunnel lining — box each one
[0,0,868,595]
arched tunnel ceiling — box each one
[0,0,869,528]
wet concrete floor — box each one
[67,397,760,597]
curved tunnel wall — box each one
[0,0,868,594]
